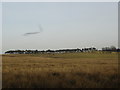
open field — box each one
[2,52,119,88]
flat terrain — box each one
[2,52,118,88]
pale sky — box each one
[2,2,118,53]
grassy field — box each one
[2,52,119,88]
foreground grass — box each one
[2,52,119,88]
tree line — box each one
[5,46,120,54]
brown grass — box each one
[2,52,119,88]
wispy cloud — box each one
[23,32,40,36]
[23,25,43,36]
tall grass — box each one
[2,52,118,88]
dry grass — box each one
[2,52,119,88]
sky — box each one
[0,2,2,54]
[2,2,118,53]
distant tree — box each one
[117,48,120,52]
[102,46,117,52]
[110,46,116,51]
[34,50,38,54]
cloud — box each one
[23,24,43,36]
[23,32,40,36]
